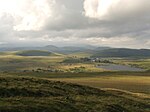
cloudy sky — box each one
[0,0,150,48]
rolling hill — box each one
[0,76,149,112]
[0,45,95,54]
[15,50,59,56]
[93,48,150,58]
[1,45,150,57]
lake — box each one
[96,64,145,71]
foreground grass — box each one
[0,76,149,112]
[50,75,150,94]
[3,71,150,94]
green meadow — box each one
[0,52,150,112]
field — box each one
[0,53,150,112]
[0,76,149,112]
[50,74,150,94]
[1,71,149,94]
[114,58,150,70]
[0,53,150,94]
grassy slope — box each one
[0,55,102,72]
[0,55,65,71]
[5,71,150,94]
[114,59,150,70]
[0,53,149,111]
[51,75,150,94]
[0,76,149,112]
[0,53,150,72]
[93,48,150,58]
[68,51,93,57]
[15,50,60,56]
[0,54,149,94]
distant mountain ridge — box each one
[0,45,150,57]
[93,48,150,57]
[0,45,98,54]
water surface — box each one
[97,64,145,71]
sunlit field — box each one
[0,0,150,111]
[0,54,149,94]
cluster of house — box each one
[81,57,113,63]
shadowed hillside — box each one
[93,48,150,57]
[15,50,59,56]
[0,76,149,112]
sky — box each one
[0,0,150,48]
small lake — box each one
[96,64,145,71]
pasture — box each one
[0,76,149,112]
[0,54,149,94]
[0,53,150,112]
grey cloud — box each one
[42,0,150,39]
[0,13,15,42]
[0,0,149,48]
